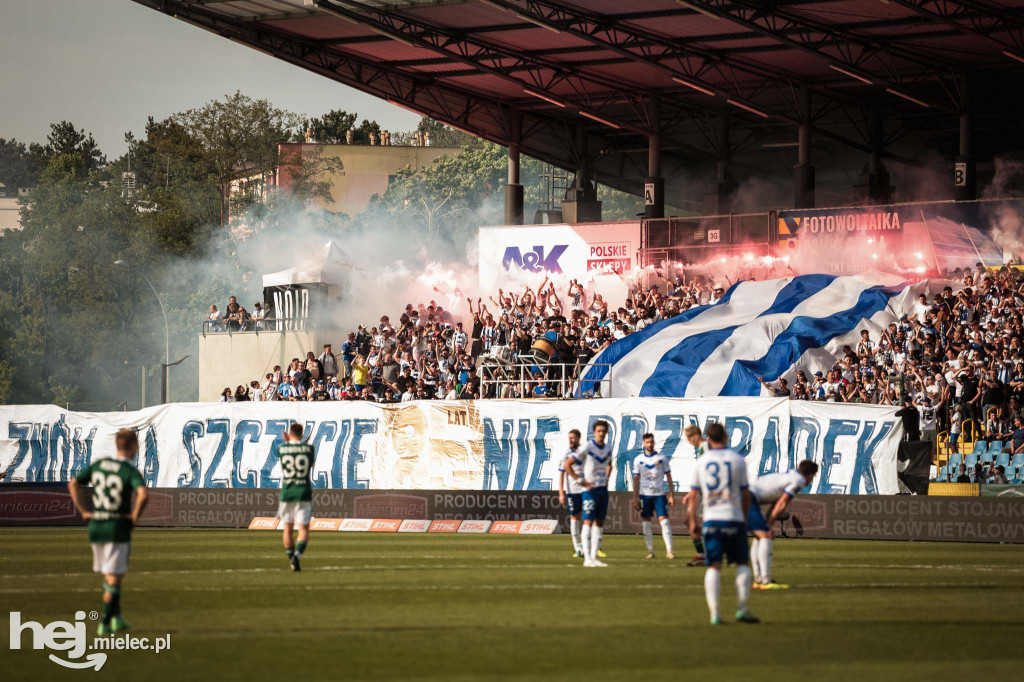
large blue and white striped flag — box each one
[578,273,940,398]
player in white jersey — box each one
[681,425,708,566]
[687,423,758,625]
[565,420,613,567]
[631,433,674,559]
[748,460,818,589]
[558,429,587,558]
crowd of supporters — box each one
[213,263,1024,462]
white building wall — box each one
[198,329,340,401]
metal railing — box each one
[478,361,613,399]
[61,402,130,412]
[202,317,310,336]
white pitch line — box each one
[1,563,582,579]
[0,581,1010,596]
[9,559,1024,580]
[785,563,1024,573]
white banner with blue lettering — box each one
[0,398,901,494]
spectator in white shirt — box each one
[208,305,225,331]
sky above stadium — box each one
[0,0,420,156]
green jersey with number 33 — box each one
[277,442,315,502]
[74,457,145,543]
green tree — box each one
[172,92,301,225]
[0,151,163,404]
[127,116,223,251]
[0,138,47,191]
[365,141,507,245]
[44,121,105,171]
[278,146,345,204]
[0,359,13,403]
[415,117,475,148]
[303,110,380,145]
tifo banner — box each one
[777,198,1019,274]
[0,397,901,494]
[578,274,946,399]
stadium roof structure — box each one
[133,0,1024,210]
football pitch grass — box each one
[3,529,1024,682]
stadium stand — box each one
[212,263,1024,484]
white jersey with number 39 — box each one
[688,447,748,523]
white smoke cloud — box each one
[982,157,1024,259]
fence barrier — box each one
[4,485,1021,543]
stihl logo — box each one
[309,518,341,531]
[457,520,491,533]
[490,521,522,534]
[519,519,558,534]
[339,518,373,532]
[248,517,278,530]
[369,519,402,532]
[501,245,567,273]
[428,520,461,533]
[398,519,430,533]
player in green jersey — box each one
[276,423,315,572]
[68,428,149,636]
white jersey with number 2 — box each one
[688,447,749,523]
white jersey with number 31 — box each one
[688,447,748,523]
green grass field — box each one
[3,529,1024,682]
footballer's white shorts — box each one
[277,501,313,525]
[91,542,130,575]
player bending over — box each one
[680,425,707,566]
[566,420,613,567]
[68,428,149,635]
[558,429,587,558]
[276,423,315,572]
[631,433,674,559]
[748,460,818,589]
[687,423,758,625]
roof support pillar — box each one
[505,109,524,225]
[714,114,736,214]
[564,125,601,223]
[794,85,815,209]
[955,75,976,201]
[854,109,894,204]
[645,94,665,219]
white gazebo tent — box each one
[262,240,353,328]
[262,240,353,287]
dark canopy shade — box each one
[132,0,1024,206]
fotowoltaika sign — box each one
[776,199,1015,274]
